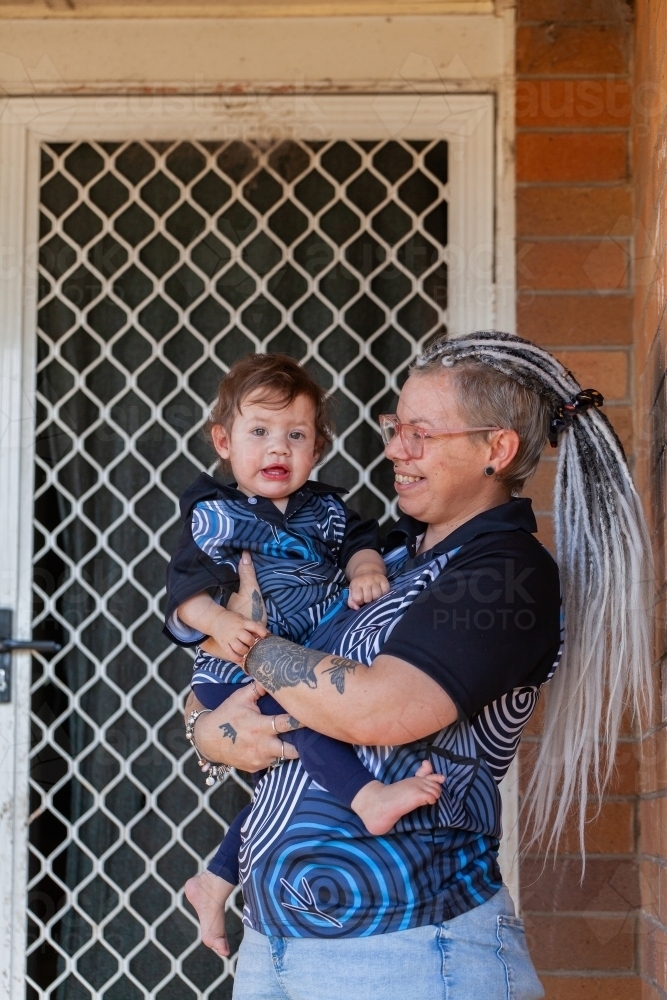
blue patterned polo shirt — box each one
[237,498,562,937]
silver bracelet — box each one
[185,709,230,786]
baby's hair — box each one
[205,353,334,465]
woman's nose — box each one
[384,433,407,461]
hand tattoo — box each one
[323,656,358,694]
[251,589,264,622]
[219,722,237,743]
[244,635,327,693]
[287,716,301,730]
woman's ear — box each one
[487,428,520,474]
[211,423,231,461]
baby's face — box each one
[212,391,320,500]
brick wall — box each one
[633,2,667,998]
[515,2,640,997]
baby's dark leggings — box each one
[192,682,374,884]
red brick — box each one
[525,913,636,971]
[639,731,667,796]
[517,241,630,292]
[517,294,633,345]
[640,860,667,928]
[517,25,629,76]
[640,798,667,860]
[640,979,667,1000]
[517,80,632,128]
[541,977,640,1000]
[640,918,667,989]
[517,133,628,182]
[566,801,636,855]
[607,741,639,795]
[518,0,634,21]
[521,857,640,912]
[518,780,635,852]
[554,349,629,400]
[517,186,633,237]
[603,404,633,454]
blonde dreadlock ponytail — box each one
[413,332,653,858]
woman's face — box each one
[385,369,510,528]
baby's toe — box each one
[415,759,434,777]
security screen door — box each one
[3,95,493,1000]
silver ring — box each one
[269,740,286,768]
[271,716,278,734]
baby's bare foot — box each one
[184,871,234,958]
[351,760,444,836]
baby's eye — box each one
[289,431,306,440]
[251,428,268,436]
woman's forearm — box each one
[244,635,457,746]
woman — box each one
[185,332,652,1000]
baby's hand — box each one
[348,571,391,610]
[209,609,269,663]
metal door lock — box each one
[0,609,61,703]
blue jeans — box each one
[233,885,544,1000]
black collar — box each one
[179,472,348,523]
[384,497,538,561]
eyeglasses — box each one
[378,414,501,459]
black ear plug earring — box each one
[484,466,495,477]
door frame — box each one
[0,91,514,997]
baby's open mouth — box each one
[261,465,291,480]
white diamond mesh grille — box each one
[28,137,448,998]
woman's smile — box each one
[394,472,424,487]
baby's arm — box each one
[345,549,390,610]
[179,591,268,662]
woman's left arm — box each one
[210,552,454,745]
[223,538,560,748]
[244,637,457,746]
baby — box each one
[163,353,443,955]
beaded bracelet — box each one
[185,709,230,786]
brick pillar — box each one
[515,2,640,998]
[633,2,667,998]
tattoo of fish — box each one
[244,635,327,693]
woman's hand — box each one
[227,551,267,624]
[188,683,300,773]
[200,552,267,661]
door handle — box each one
[0,609,61,703]
[0,639,62,653]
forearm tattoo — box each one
[322,656,358,694]
[245,636,328,693]
[251,589,264,622]
[219,722,237,743]
[244,636,361,697]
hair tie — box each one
[548,388,604,447]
